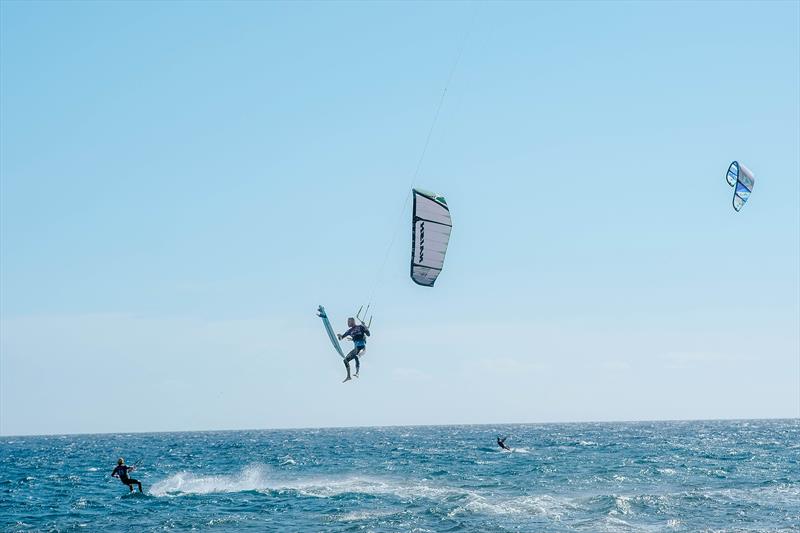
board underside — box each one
[318,305,345,358]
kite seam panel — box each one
[414,216,453,227]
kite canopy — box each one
[411,189,452,287]
[726,161,755,212]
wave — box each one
[149,464,492,504]
[286,476,465,500]
[458,493,578,520]
[149,464,456,500]
[148,465,581,525]
[147,464,799,531]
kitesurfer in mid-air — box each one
[338,317,370,382]
[111,458,142,493]
[497,436,511,451]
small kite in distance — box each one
[726,161,755,212]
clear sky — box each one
[1,1,798,436]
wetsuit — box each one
[497,437,510,451]
[341,324,370,377]
[112,465,142,492]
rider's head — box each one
[347,317,356,327]
[118,458,124,465]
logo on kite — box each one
[726,161,755,212]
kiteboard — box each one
[317,305,345,358]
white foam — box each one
[150,464,719,532]
[609,495,632,515]
[461,493,576,520]
[72,498,89,509]
[149,465,461,501]
[206,515,246,527]
[287,477,463,500]
[600,515,633,529]
[149,464,272,497]
[333,510,398,522]
[146,464,587,528]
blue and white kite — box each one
[726,161,755,212]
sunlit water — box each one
[2,420,798,532]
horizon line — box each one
[2,415,797,439]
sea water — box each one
[1,419,798,532]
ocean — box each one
[1,419,798,532]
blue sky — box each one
[1,1,798,436]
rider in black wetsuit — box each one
[111,458,142,493]
[497,436,511,451]
[338,317,370,382]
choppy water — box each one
[1,419,798,532]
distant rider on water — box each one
[338,317,370,382]
[111,458,142,493]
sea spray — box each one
[149,464,273,496]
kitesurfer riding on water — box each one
[338,317,369,382]
[111,458,142,493]
[497,436,511,451]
